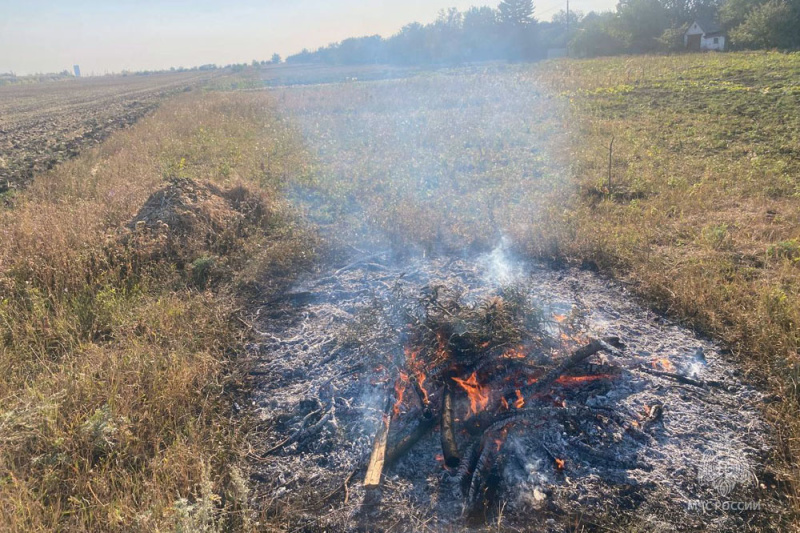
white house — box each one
[684,18,726,51]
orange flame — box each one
[651,358,675,371]
[502,346,527,359]
[494,425,511,451]
[393,372,409,417]
[452,371,489,415]
[501,397,509,410]
[434,332,449,363]
[417,372,430,405]
[555,458,565,470]
[513,389,525,409]
[553,314,567,323]
[555,374,613,385]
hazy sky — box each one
[1,0,617,75]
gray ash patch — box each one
[246,250,784,532]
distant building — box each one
[73,65,81,77]
[684,18,726,51]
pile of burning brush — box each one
[365,285,623,516]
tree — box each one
[616,0,672,52]
[463,6,501,60]
[271,53,281,64]
[569,12,627,57]
[497,0,538,59]
[729,0,800,48]
[552,8,585,26]
[428,8,465,63]
[386,22,430,64]
[658,22,691,50]
[719,0,761,28]
[498,0,536,25]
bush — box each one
[730,0,800,49]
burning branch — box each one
[519,337,622,398]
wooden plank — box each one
[364,394,393,488]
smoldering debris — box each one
[246,249,783,532]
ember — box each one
[555,374,614,386]
[652,358,675,371]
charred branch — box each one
[385,416,437,467]
[441,384,461,468]
[520,337,622,398]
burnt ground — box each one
[246,243,789,532]
[0,71,213,192]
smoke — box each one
[270,65,569,258]
[477,235,525,287]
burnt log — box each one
[520,337,621,398]
[441,384,461,468]
[385,416,437,467]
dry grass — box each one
[0,90,313,531]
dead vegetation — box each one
[0,91,314,531]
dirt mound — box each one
[123,178,272,284]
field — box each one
[0,51,798,531]
[0,71,215,192]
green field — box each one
[1,51,798,530]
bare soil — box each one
[0,72,213,191]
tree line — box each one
[285,0,800,64]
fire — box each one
[555,374,613,385]
[393,372,409,417]
[417,372,430,405]
[513,389,525,409]
[553,314,567,323]
[555,458,565,470]
[501,346,526,359]
[651,358,675,371]
[501,397,509,410]
[404,346,431,407]
[452,371,489,415]
[493,425,511,452]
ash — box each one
[247,247,783,532]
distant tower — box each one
[73,65,81,77]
